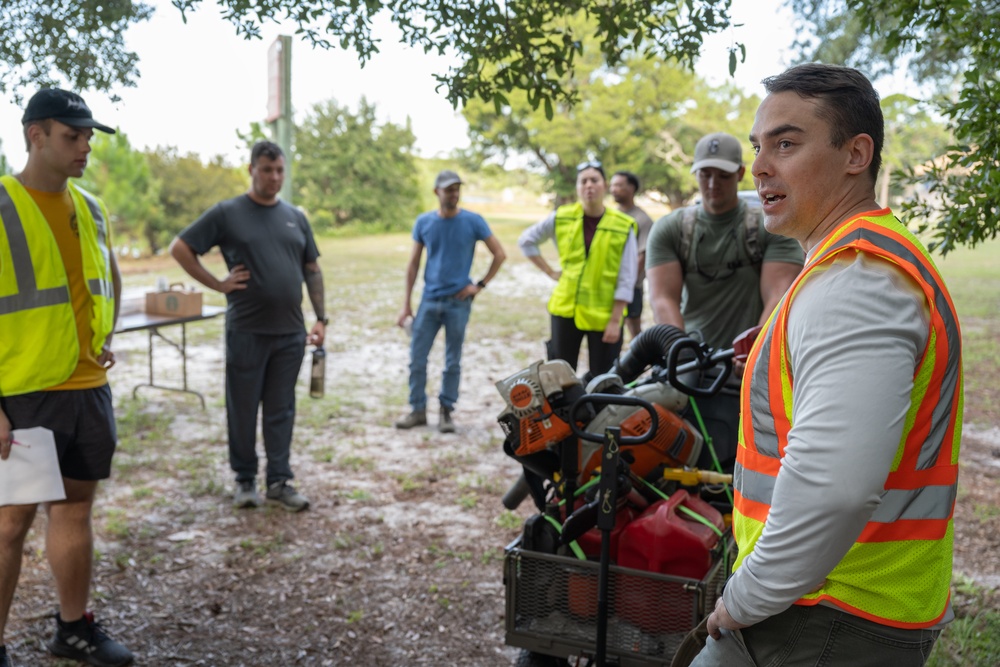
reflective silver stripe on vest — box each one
[733,463,776,505]
[88,277,114,298]
[870,484,957,524]
[0,182,71,315]
[736,460,955,523]
[749,313,781,457]
[825,225,962,471]
[76,187,109,255]
[76,188,113,298]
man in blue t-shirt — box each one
[395,170,506,433]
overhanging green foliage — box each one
[3,0,741,115]
[789,0,1000,254]
[462,14,760,205]
[0,0,154,102]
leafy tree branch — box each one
[3,0,741,114]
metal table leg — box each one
[131,322,207,408]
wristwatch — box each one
[476,280,487,289]
[319,316,330,326]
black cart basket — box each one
[503,532,736,667]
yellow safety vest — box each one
[734,209,963,629]
[548,203,636,331]
[0,175,116,396]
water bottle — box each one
[310,346,326,399]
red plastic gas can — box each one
[616,490,724,579]
[574,504,638,559]
[614,490,725,634]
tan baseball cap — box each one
[690,132,742,173]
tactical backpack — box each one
[677,204,764,274]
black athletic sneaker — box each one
[48,611,134,667]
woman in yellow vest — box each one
[518,161,638,381]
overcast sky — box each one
[0,1,798,171]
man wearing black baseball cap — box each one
[20,88,117,135]
[0,89,131,667]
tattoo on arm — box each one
[305,265,325,319]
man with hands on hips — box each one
[170,141,325,513]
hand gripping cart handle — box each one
[570,394,658,667]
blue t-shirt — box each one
[413,209,492,299]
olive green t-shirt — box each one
[645,201,804,348]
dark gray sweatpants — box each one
[225,329,305,486]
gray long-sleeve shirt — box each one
[518,211,638,303]
[724,250,931,624]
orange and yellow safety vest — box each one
[734,208,963,629]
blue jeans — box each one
[408,295,472,411]
[690,604,940,667]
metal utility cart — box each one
[503,534,734,666]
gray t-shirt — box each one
[179,195,320,334]
[645,201,804,348]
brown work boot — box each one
[395,409,427,429]
[439,407,456,433]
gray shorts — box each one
[1,384,118,481]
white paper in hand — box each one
[0,427,66,506]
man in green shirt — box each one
[646,132,803,350]
[645,132,803,469]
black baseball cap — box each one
[21,89,115,134]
